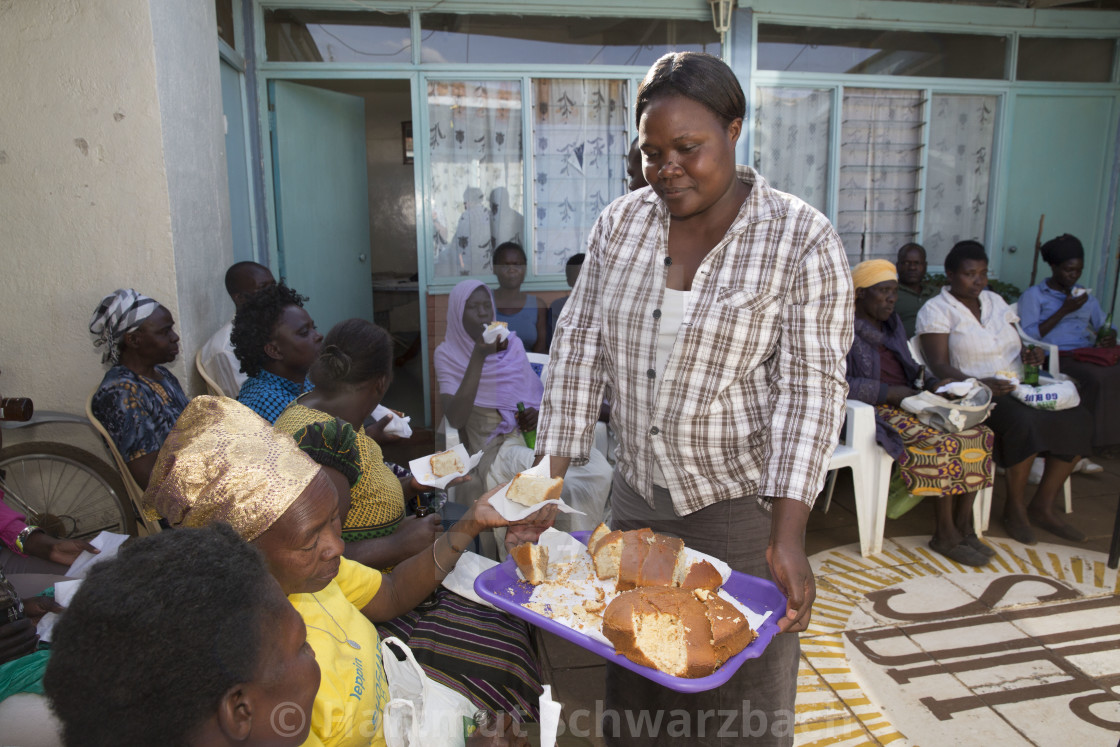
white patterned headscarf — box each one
[89,289,160,364]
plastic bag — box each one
[1010,373,1080,411]
[381,637,478,747]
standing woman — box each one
[492,242,548,353]
[534,53,853,746]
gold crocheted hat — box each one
[143,396,320,541]
[851,259,898,290]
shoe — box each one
[1074,458,1103,475]
[929,537,990,567]
[1002,515,1037,546]
[963,533,996,557]
[1027,457,1044,485]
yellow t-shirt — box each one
[290,558,390,747]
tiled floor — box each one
[537,461,1120,746]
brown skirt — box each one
[876,405,994,497]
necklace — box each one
[307,593,361,650]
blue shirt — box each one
[237,370,312,424]
[92,365,189,462]
[1017,281,1104,351]
[497,294,540,350]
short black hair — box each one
[635,52,746,130]
[310,318,393,394]
[1040,233,1085,266]
[224,261,270,297]
[231,282,308,377]
[493,241,526,265]
[944,240,988,273]
[566,253,585,268]
[896,243,926,262]
[44,524,280,747]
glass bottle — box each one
[1096,312,1114,346]
[1022,344,1040,386]
[516,401,536,449]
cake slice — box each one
[679,559,723,591]
[430,449,465,478]
[588,522,611,553]
[506,472,563,507]
[591,530,625,581]
[510,542,549,585]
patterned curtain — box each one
[428,80,523,277]
[837,88,924,265]
[531,79,628,275]
[923,94,996,265]
[753,87,831,213]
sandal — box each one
[963,533,996,557]
[929,537,990,567]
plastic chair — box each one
[820,400,895,557]
[85,391,163,536]
[1008,302,1060,376]
[195,350,228,397]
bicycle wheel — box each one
[0,442,137,538]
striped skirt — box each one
[375,588,543,720]
[876,405,994,497]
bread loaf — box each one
[511,542,549,585]
[588,523,722,592]
[430,449,465,478]
[601,587,756,678]
[506,473,563,507]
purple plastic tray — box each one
[474,531,787,693]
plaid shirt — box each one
[538,167,853,513]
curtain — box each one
[531,79,628,275]
[923,94,996,264]
[753,87,831,213]
[428,80,523,277]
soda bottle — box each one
[1096,312,1114,346]
[516,402,536,449]
[1022,345,1040,386]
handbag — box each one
[381,636,478,747]
[900,379,994,433]
[1010,372,1081,411]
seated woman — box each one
[847,260,995,566]
[89,289,188,489]
[492,242,547,353]
[232,282,323,423]
[290,418,542,722]
[44,524,319,747]
[144,396,538,746]
[917,241,1093,546]
[1018,233,1120,454]
[436,280,613,532]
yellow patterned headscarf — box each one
[143,396,321,541]
[851,259,898,290]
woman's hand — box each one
[0,618,40,666]
[515,406,538,432]
[21,595,63,624]
[981,377,1016,396]
[885,385,919,407]
[364,412,402,445]
[22,531,97,568]
[393,513,443,556]
[467,713,530,746]
[1021,345,1046,367]
[1059,292,1090,316]
[1097,330,1117,348]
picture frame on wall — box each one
[402,121,413,164]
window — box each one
[837,88,925,264]
[758,25,1007,80]
[428,80,524,278]
[753,87,832,213]
[264,9,412,62]
[1017,37,1115,83]
[216,0,236,49]
[420,15,718,65]
[923,94,997,263]
[532,79,629,274]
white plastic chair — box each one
[823,400,896,557]
[1008,302,1060,376]
[85,390,164,536]
[195,350,228,397]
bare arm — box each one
[441,339,501,429]
[343,514,443,568]
[532,300,548,354]
[127,453,158,490]
[920,332,1015,396]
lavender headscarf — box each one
[434,280,543,446]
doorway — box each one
[268,77,425,420]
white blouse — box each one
[916,287,1022,379]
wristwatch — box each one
[14,525,43,554]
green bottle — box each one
[1022,344,1039,386]
[1096,312,1114,346]
[516,401,536,449]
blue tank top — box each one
[497,294,540,349]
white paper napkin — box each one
[489,456,585,522]
[65,531,129,579]
[371,404,413,439]
[481,322,510,344]
[538,685,563,747]
[440,551,499,609]
[935,379,976,397]
[409,444,482,489]
[35,578,84,643]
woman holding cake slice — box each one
[531,52,852,746]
